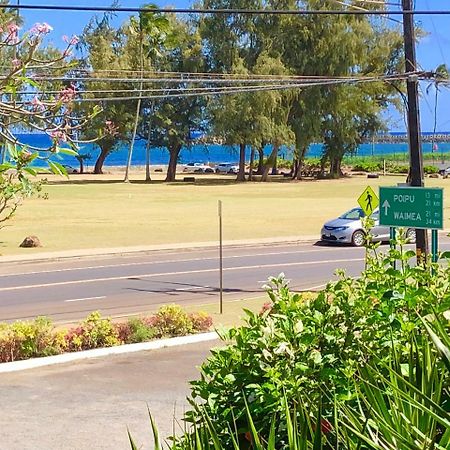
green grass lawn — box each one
[1,173,449,255]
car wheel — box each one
[351,230,366,247]
[215,168,220,174]
[406,228,416,244]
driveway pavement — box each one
[0,340,217,450]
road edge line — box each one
[0,331,219,374]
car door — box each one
[369,211,390,241]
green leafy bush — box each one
[136,313,450,449]
[424,164,439,174]
[350,161,382,172]
[117,317,156,344]
[179,243,450,446]
[151,304,195,337]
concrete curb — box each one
[0,236,317,264]
[0,331,219,374]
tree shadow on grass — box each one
[44,175,309,187]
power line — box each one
[6,74,421,104]
[0,4,449,16]
[15,71,425,85]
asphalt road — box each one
[0,340,216,450]
[1,238,449,323]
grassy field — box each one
[1,172,449,255]
[184,296,267,328]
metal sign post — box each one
[390,227,397,269]
[218,200,223,314]
[431,230,439,263]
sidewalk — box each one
[0,235,318,264]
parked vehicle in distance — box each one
[215,163,239,174]
[182,162,214,173]
[438,167,450,177]
[321,207,416,247]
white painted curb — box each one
[0,331,219,374]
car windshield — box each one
[339,208,365,220]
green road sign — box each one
[379,186,444,230]
[358,186,379,216]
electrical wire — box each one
[0,4,448,16]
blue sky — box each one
[18,0,450,132]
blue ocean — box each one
[16,133,450,168]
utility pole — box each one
[402,0,428,261]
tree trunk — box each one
[295,146,308,180]
[271,155,278,175]
[291,158,299,179]
[94,145,111,174]
[145,102,154,183]
[165,144,182,182]
[248,147,255,181]
[329,156,343,179]
[319,156,327,178]
[236,142,246,182]
[77,157,84,174]
[261,144,279,182]
[124,32,144,183]
[256,147,264,175]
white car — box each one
[215,163,239,174]
[182,162,214,173]
[321,207,416,247]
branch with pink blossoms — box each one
[0,21,101,161]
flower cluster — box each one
[62,35,80,46]
[58,85,77,103]
[30,22,53,35]
[5,22,19,44]
[50,130,67,144]
[105,120,119,137]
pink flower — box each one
[31,96,44,110]
[7,23,19,34]
[58,85,76,103]
[30,22,53,35]
[12,58,21,68]
[50,130,67,144]
[6,22,19,43]
[63,35,79,46]
[105,120,119,137]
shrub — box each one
[179,242,450,446]
[189,311,213,333]
[152,305,194,337]
[0,317,65,362]
[424,164,439,174]
[126,317,156,343]
[350,161,382,172]
[0,307,212,363]
[65,311,120,351]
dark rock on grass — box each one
[20,236,42,248]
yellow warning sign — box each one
[357,186,379,216]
